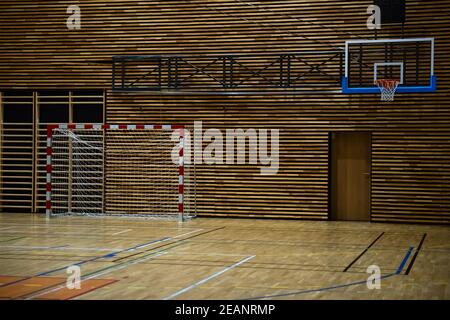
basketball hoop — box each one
[375,79,400,102]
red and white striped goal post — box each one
[46,123,185,220]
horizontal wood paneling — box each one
[0,1,449,223]
[106,92,450,222]
[0,90,104,213]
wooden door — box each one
[330,132,371,221]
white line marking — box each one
[65,246,125,252]
[89,252,167,278]
[132,238,171,250]
[172,229,203,239]
[26,252,168,300]
[0,229,202,253]
[169,252,250,257]
[111,229,132,236]
[1,223,201,231]
[0,245,124,252]
[127,229,201,250]
[163,255,256,300]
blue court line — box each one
[396,246,414,274]
[0,237,171,287]
[246,246,415,300]
[101,237,171,259]
[38,237,171,276]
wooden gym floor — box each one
[0,213,449,300]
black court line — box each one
[245,246,413,300]
[0,236,171,288]
[182,237,409,250]
[187,225,424,236]
[140,260,398,275]
[0,221,427,236]
[0,222,201,231]
[343,231,385,272]
[405,233,427,275]
[0,236,26,243]
[112,226,226,263]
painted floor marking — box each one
[164,255,256,300]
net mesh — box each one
[50,127,192,220]
[375,79,400,102]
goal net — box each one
[46,124,194,221]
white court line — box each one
[26,251,168,300]
[172,229,203,239]
[132,238,172,250]
[0,245,124,252]
[1,222,202,231]
[163,255,256,300]
[0,229,203,253]
[111,229,132,236]
[129,229,203,250]
[0,227,14,231]
[168,252,250,257]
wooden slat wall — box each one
[0,90,104,213]
[0,92,35,213]
[0,1,449,223]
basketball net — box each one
[375,79,400,102]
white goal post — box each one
[46,123,192,221]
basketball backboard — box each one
[342,38,436,94]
